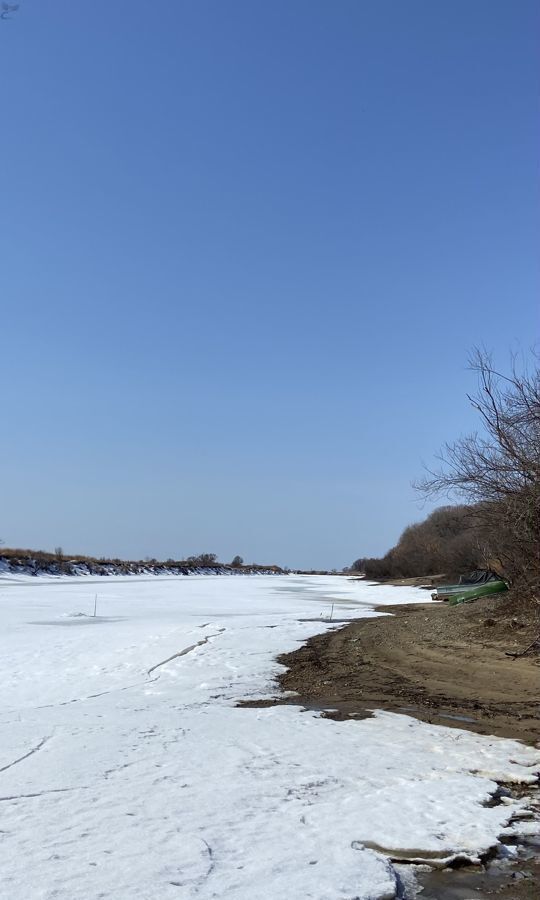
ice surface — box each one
[0,574,538,899]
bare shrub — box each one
[415,349,540,588]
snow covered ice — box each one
[0,574,538,900]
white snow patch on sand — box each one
[0,574,538,899]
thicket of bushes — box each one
[353,350,540,590]
[351,504,484,580]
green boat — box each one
[434,580,508,605]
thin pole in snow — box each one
[330,603,334,621]
[93,594,98,617]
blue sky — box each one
[1,1,538,569]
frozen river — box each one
[0,574,538,899]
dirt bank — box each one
[276,594,540,744]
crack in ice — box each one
[0,734,52,774]
[147,629,225,677]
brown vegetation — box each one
[353,350,540,594]
[416,349,540,591]
[352,504,484,581]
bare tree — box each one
[415,349,540,587]
[186,553,218,567]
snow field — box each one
[0,574,538,899]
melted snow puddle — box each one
[414,832,540,899]
[397,705,477,725]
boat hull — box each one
[434,580,508,605]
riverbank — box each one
[0,550,283,579]
[277,592,540,743]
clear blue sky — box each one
[1,1,538,569]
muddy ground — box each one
[276,594,540,743]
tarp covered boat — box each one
[458,569,502,586]
[432,572,508,605]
